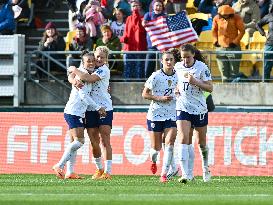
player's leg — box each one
[160,123,177,182]
[98,110,113,180]
[188,128,195,181]
[85,111,104,179]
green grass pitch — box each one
[1,174,273,205]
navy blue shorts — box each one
[176,110,208,128]
[147,119,177,132]
[85,110,113,128]
[64,113,84,129]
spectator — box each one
[84,0,105,39]
[194,0,218,16]
[143,0,166,78]
[37,22,66,78]
[258,0,270,18]
[101,0,131,19]
[66,0,78,31]
[256,5,273,81]
[0,0,15,34]
[233,0,260,37]
[120,0,147,79]
[95,25,123,73]
[110,8,126,39]
[67,23,93,67]
[212,5,245,82]
[165,0,187,14]
[12,0,30,21]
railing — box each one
[26,50,273,83]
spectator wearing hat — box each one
[37,22,66,78]
[212,5,245,82]
[67,23,94,67]
[95,25,123,73]
[0,0,15,34]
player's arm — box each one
[68,66,100,83]
[78,85,106,117]
[142,87,172,103]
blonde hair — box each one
[95,46,110,63]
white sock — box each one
[150,148,159,163]
[188,144,195,179]
[162,143,165,152]
[199,144,209,172]
[57,140,83,169]
[179,144,189,178]
[105,160,112,174]
[94,157,103,170]
[66,151,77,175]
[161,145,173,176]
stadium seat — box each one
[195,30,214,50]
[186,0,197,14]
[240,54,254,76]
[240,32,250,50]
[188,13,209,21]
[249,31,266,63]
[254,61,273,76]
[65,30,76,51]
[262,24,269,31]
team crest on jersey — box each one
[151,123,155,128]
[168,80,172,87]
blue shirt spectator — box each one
[0,1,15,34]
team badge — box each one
[168,80,172,87]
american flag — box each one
[144,11,198,51]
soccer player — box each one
[52,52,106,179]
[174,44,213,183]
[68,46,113,180]
[142,51,178,183]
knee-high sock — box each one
[66,151,77,175]
[199,144,209,172]
[94,157,103,170]
[57,140,83,169]
[105,160,112,174]
[179,144,189,178]
[188,144,195,178]
[161,145,173,176]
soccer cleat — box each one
[178,176,188,184]
[99,173,112,180]
[52,165,65,179]
[150,162,157,174]
[65,173,84,179]
[203,170,211,182]
[92,169,104,180]
[167,168,180,180]
[160,175,168,183]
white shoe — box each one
[203,170,211,182]
[167,168,180,180]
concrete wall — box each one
[24,82,273,106]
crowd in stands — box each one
[0,0,273,81]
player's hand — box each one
[98,107,107,117]
[68,66,77,73]
[73,79,84,89]
[188,73,198,85]
[158,96,173,103]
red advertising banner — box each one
[0,112,273,176]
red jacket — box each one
[120,10,147,51]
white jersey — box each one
[64,68,101,118]
[87,64,113,111]
[110,21,125,38]
[145,69,178,121]
[175,60,212,115]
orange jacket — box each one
[212,5,245,48]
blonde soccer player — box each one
[142,51,178,183]
[52,51,106,179]
[175,44,213,183]
[68,46,113,180]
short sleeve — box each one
[201,64,212,81]
[145,72,157,90]
[93,66,107,80]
